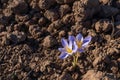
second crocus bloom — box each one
[71,33,92,53]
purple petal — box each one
[68,36,75,49]
[68,41,72,49]
[82,36,92,47]
[78,48,84,53]
[61,38,68,47]
[58,48,66,52]
[76,33,83,42]
[72,41,78,53]
[59,53,69,59]
[68,36,75,42]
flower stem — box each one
[72,52,79,67]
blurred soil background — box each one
[0,0,120,80]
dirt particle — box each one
[15,14,30,22]
[71,22,83,33]
[11,0,28,14]
[25,19,37,26]
[82,70,104,80]
[29,62,36,69]
[43,35,57,48]
[47,19,63,33]
[111,60,118,74]
[0,25,5,32]
[73,0,100,21]
[59,72,73,80]
[56,0,64,4]
[95,19,112,33]
[30,0,39,10]
[38,17,47,26]
[83,0,99,8]
[93,55,102,68]
[64,0,74,3]
[56,0,74,4]
[87,29,97,37]
[44,8,59,22]
[82,70,116,80]
[99,0,110,5]
[59,30,66,38]
[59,4,71,17]
[62,13,74,25]
[3,8,13,18]
[39,0,56,10]
[1,36,10,46]
[13,23,23,31]
[7,31,26,44]
[39,60,51,72]
[72,1,85,21]
[29,25,41,39]
[116,24,120,29]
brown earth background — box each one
[0,0,120,80]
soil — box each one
[0,0,120,80]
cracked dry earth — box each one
[0,0,120,80]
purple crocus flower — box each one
[58,36,78,59]
[70,33,92,52]
[76,33,92,52]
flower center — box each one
[76,40,82,48]
[66,47,72,53]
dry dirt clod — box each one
[7,31,26,44]
[56,0,74,4]
[15,14,30,22]
[59,30,66,38]
[116,24,120,29]
[82,70,116,80]
[38,0,56,10]
[38,17,47,26]
[59,72,73,80]
[64,0,74,3]
[0,25,5,32]
[59,4,71,17]
[39,60,51,72]
[29,25,41,39]
[93,55,102,67]
[11,0,28,14]
[99,0,110,5]
[44,8,59,22]
[82,70,105,80]
[43,35,57,48]
[1,36,10,46]
[62,13,74,25]
[73,0,99,21]
[47,19,63,34]
[56,0,64,4]
[3,8,13,18]
[95,19,112,33]
[82,0,100,8]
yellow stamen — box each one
[76,40,82,48]
[66,47,72,53]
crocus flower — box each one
[58,36,78,59]
[70,33,92,52]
